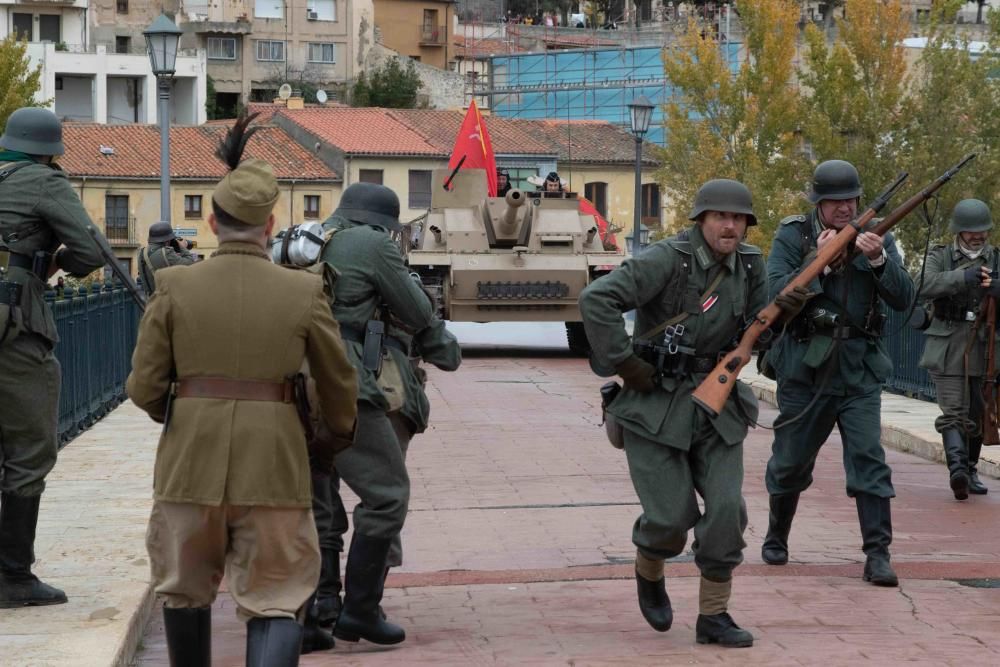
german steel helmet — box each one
[0,107,65,156]
[147,222,176,244]
[807,160,862,203]
[950,198,993,233]
[270,222,325,266]
[687,179,758,227]
[334,182,401,231]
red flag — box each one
[448,100,497,196]
[578,197,618,250]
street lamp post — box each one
[144,14,183,230]
[627,95,654,256]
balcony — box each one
[102,217,138,247]
[419,26,446,46]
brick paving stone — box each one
[10,347,1000,666]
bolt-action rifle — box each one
[980,294,1000,446]
[691,153,977,417]
[87,225,147,311]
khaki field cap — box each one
[212,158,279,226]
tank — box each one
[407,168,626,354]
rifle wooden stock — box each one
[691,153,976,418]
[981,296,1000,446]
[87,225,147,311]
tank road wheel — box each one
[566,322,591,356]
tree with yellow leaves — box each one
[655,0,805,247]
[0,34,44,131]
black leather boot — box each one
[0,493,67,608]
[967,436,988,495]
[315,548,342,627]
[300,594,335,654]
[695,613,754,648]
[635,571,672,632]
[246,617,303,667]
[334,534,405,645]
[761,493,799,565]
[855,494,898,587]
[162,606,211,667]
[942,429,970,500]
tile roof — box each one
[518,119,659,165]
[276,107,447,157]
[60,124,339,181]
[386,109,555,156]
[453,35,524,59]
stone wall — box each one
[365,43,465,110]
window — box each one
[408,170,432,209]
[359,169,383,185]
[184,195,203,219]
[117,0,129,13]
[304,195,320,219]
[641,183,661,226]
[256,40,285,62]
[307,43,335,64]
[254,0,284,19]
[584,182,608,218]
[504,167,536,192]
[115,36,131,54]
[208,37,237,60]
[12,13,32,41]
[104,195,130,242]
[309,0,337,21]
[39,15,61,43]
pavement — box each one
[3,322,1000,666]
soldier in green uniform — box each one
[0,107,105,608]
[581,179,799,648]
[311,270,461,631]
[137,222,196,292]
[917,199,997,499]
[762,160,915,588]
[318,182,441,646]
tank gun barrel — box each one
[501,189,526,233]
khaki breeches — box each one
[146,500,320,621]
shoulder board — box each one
[930,242,947,250]
[780,214,807,226]
[664,237,693,255]
[737,242,763,256]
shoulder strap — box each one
[638,268,726,340]
[0,161,32,184]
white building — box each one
[1,1,207,125]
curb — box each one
[744,374,1000,480]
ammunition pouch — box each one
[600,381,625,450]
[932,299,977,323]
[339,322,410,411]
[634,340,722,378]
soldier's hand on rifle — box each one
[855,232,884,262]
[775,285,813,322]
[615,355,657,393]
[965,266,989,287]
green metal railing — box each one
[50,283,142,445]
[882,308,936,402]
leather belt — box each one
[338,323,408,353]
[2,251,33,271]
[174,377,294,403]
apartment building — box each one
[374,0,455,70]
[1,1,206,125]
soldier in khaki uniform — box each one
[127,145,357,666]
[0,107,105,608]
[581,180,802,648]
[918,199,997,499]
[137,222,196,292]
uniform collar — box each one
[211,241,270,260]
[953,237,993,262]
[690,224,737,273]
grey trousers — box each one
[0,333,60,497]
[330,402,410,541]
[623,414,748,582]
[929,373,983,437]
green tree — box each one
[655,0,805,247]
[205,75,220,120]
[798,0,910,209]
[0,34,45,130]
[901,0,1000,243]
[351,57,422,108]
